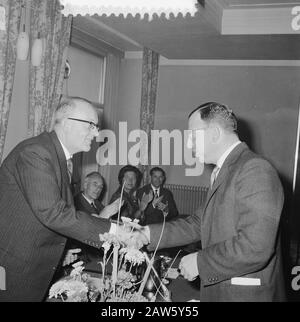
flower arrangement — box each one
[49,182,177,302]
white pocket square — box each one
[231,277,261,286]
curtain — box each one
[0,0,20,163]
[99,52,120,203]
[28,0,72,137]
[139,47,160,185]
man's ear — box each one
[211,124,221,143]
[83,178,88,191]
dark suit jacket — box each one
[74,192,104,215]
[136,184,179,225]
[71,192,105,263]
[109,189,140,221]
[0,131,111,302]
[148,143,285,302]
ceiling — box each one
[71,0,300,60]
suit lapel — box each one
[49,131,72,204]
[202,143,248,214]
[80,193,96,213]
[49,131,69,186]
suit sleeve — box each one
[197,159,284,286]
[147,210,202,251]
[166,190,179,220]
[16,147,111,249]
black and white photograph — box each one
[0,0,300,306]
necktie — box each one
[210,166,220,189]
[154,189,159,198]
[66,158,73,184]
[91,202,97,211]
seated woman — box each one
[109,165,152,222]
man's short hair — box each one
[188,102,237,132]
[54,96,93,124]
[150,167,166,178]
[85,171,103,182]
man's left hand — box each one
[178,252,199,281]
[62,248,81,266]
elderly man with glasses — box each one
[0,96,137,302]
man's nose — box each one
[93,128,99,137]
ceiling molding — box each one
[159,58,300,66]
[123,54,300,66]
[222,5,300,34]
[71,26,125,58]
[201,0,227,33]
[86,17,142,49]
[124,51,143,59]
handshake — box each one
[114,222,151,250]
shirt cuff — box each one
[109,223,117,235]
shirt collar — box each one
[57,138,72,160]
[82,192,94,205]
[216,141,241,170]
[151,184,160,193]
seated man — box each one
[74,172,105,215]
[136,167,179,225]
[74,171,120,219]
[70,172,119,269]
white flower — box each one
[102,241,111,253]
[121,216,132,223]
[70,263,84,278]
[49,279,88,301]
[124,248,145,265]
[49,280,68,298]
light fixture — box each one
[60,0,199,20]
[16,3,29,61]
[31,32,43,67]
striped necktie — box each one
[210,166,220,189]
[66,158,73,183]
[154,189,159,198]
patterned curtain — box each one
[0,0,20,163]
[28,0,72,137]
[139,47,160,185]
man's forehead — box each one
[88,177,103,183]
[71,102,98,121]
[152,171,163,177]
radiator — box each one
[164,184,209,216]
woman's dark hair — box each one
[118,165,142,188]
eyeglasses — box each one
[68,118,100,132]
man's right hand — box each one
[95,198,124,219]
[115,225,150,249]
[131,226,150,247]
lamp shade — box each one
[16,26,29,61]
[31,36,43,67]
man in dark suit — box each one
[72,171,121,265]
[0,96,133,302]
[138,102,285,302]
[74,171,105,215]
[136,167,179,225]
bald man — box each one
[0,96,132,301]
